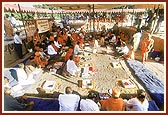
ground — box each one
[13,44,165,101]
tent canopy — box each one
[48,3,164,10]
[49,4,125,10]
[4,3,165,13]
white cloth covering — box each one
[4,68,36,97]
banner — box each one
[36,20,49,33]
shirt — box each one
[125,97,149,111]
[58,94,80,111]
[14,34,22,44]
[119,46,129,54]
[74,44,82,55]
[66,60,80,76]
[133,32,142,43]
[94,40,99,48]
[101,97,125,111]
[4,94,27,111]
[47,45,57,55]
[54,41,62,48]
[80,99,100,111]
[10,16,17,25]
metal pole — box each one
[93,4,95,33]
[121,7,124,27]
[89,6,91,32]
[151,4,160,34]
[131,8,135,27]
[18,4,28,54]
[18,4,28,41]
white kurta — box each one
[58,94,80,111]
[74,44,82,55]
[66,60,80,76]
[133,32,142,51]
[47,45,57,55]
[80,99,100,111]
[125,97,149,111]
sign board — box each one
[36,19,49,33]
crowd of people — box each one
[4,11,157,112]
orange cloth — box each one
[51,44,58,52]
[78,36,84,47]
[34,52,48,68]
[34,31,41,44]
[57,36,66,46]
[141,39,148,52]
[73,56,80,64]
[100,98,125,111]
[71,33,78,41]
[64,48,74,61]
[62,34,67,41]
[140,38,154,63]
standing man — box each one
[58,86,80,111]
[132,28,142,52]
[140,34,154,63]
[113,22,119,36]
[10,14,18,30]
[14,31,23,59]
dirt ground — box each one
[19,44,165,101]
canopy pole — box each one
[121,7,123,27]
[18,4,28,42]
[93,4,95,35]
[131,8,135,27]
[151,4,160,34]
[89,6,91,32]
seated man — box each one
[116,42,129,55]
[124,89,149,111]
[66,55,81,77]
[123,45,135,60]
[109,34,117,45]
[74,42,83,55]
[80,92,100,111]
[13,63,35,86]
[4,87,34,111]
[100,87,125,111]
[64,47,74,62]
[47,41,58,56]
[58,86,80,111]
[33,52,48,68]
